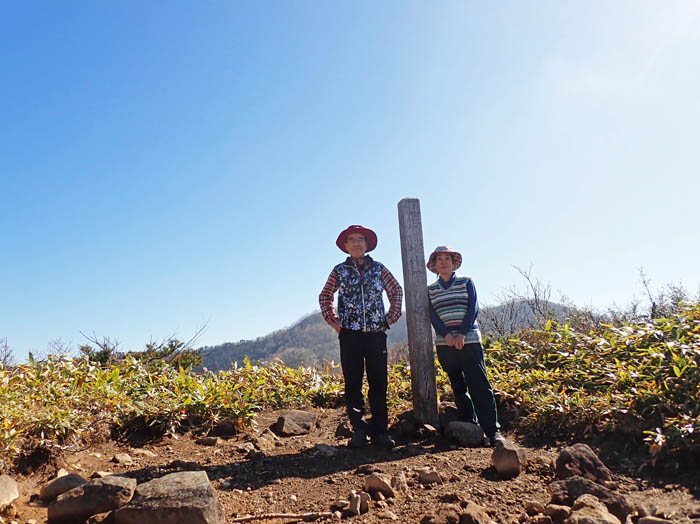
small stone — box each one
[359,491,370,514]
[492,441,527,477]
[377,509,398,520]
[289,494,297,502]
[131,448,157,457]
[417,467,441,485]
[545,503,571,521]
[330,499,349,511]
[529,516,552,524]
[91,471,115,479]
[525,500,546,515]
[111,453,133,465]
[348,493,361,515]
[364,473,395,498]
[638,518,673,524]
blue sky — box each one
[2,2,699,362]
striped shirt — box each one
[428,273,482,345]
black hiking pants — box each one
[436,341,499,438]
[339,328,388,436]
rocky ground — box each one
[2,407,700,524]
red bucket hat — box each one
[336,225,378,253]
[426,246,463,274]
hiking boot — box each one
[487,431,505,447]
[348,429,369,448]
[373,433,396,449]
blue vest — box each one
[335,257,387,332]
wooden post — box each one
[397,198,438,427]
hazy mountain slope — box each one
[199,301,564,371]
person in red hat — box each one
[426,246,504,447]
[319,225,403,448]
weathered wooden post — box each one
[397,198,438,427]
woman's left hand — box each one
[454,333,466,350]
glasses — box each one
[346,237,367,244]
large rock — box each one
[564,494,621,524]
[492,440,527,477]
[270,410,318,436]
[113,471,223,524]
[555,443,613,483]
[549,475,631,523]
[0,474,19,509]
[40,473,86,501]
[444,421,484,447]
[48,475,136,523]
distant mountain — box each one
[199,301,565,372]
[199,312,407,371]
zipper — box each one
[352,261,367,332]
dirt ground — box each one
[6,407,700,524]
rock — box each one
[525,500,546,516]
[113,471,223,524]
[492,441,527,477]
[132,448,157,457]
[251,436,276,452]
[549,475,631,523]
[564,493,621,524]
[0,475,19,510]
[40,474,86,501]
[460,501,498,524]
[555,444,613,484]
[91,471,115,479]
[378,509,399,520]
[47,476,136,523]
[270,410,318,436]
[417,467,442,485]
[55,468,69,478]
[638,518,673,524]
[528,456,555,476]
[111,453,133,466]
[364,473,395,499]
[330,499,349,511]
[359,491,370,514]
[235,442,256,454]
[391,471,411,497]
[335,422,353,438]
[348,492,362,516]
[445,421,484,447]
[530,516,553,524]
[545,504,571,521]
[195,437,222,446]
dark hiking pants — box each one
[436,342,499,438]
[339,328,388,436]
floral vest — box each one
[335,257,387,332]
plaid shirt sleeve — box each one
[319,269,340,326]
[381,266,403,325]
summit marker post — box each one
[397,198,438,427]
